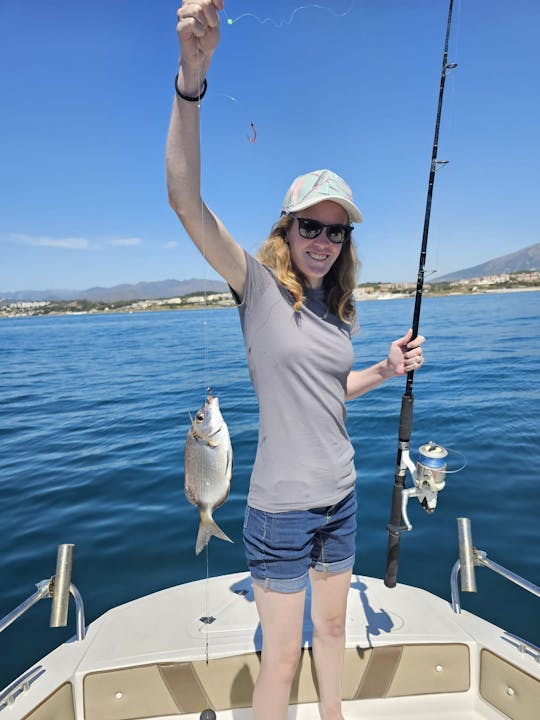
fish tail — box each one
[195,513,233,555]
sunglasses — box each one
[294,216,353,245]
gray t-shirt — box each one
[236,251,356,512]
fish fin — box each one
[195,513,233,555]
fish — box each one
[184,390,233,555]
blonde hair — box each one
[256,214,360,323]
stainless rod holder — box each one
[49,544,74,628]
[457,517,477,593]
[451,518,539,614]
[0,545,85,641]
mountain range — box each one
[2,242,538,302]
[433,242,539,282]
[0,278,228,303]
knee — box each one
[312,613,346,640]
[261,645,302,684]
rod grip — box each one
[385,393,414,588]
[384,527,401,588]
[398,394,414,442]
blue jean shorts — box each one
[243,490,357,593]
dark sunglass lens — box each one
[327,225,346,243]
[298,218,322,238]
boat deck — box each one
[2,572,538,719]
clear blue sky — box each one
[1,0,538,292]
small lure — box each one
[247,121,257,143]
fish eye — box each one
[196,412,204,422]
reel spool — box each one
[417,441,448,499]
[401,441,449,531]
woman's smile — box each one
[306,251,329,261]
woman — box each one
[166,3,425,719]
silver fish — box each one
[184,391,233,555]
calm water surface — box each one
[1,291,539,688]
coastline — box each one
[1,285,538,319]
[355,286,540,301]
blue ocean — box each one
[1,291,539,689]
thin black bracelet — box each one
[174,74,207,102]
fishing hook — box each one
[247,121,257,143]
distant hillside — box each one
[434,242,540,282]
[0,278,228,303]
[4,242,538,301]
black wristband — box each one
[174,75,207,102]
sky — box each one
[0,0,538,292]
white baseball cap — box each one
[281,169,363,223]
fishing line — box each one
[191,0,353,663]
[442,447,467,474]
[217,2,354,140]
[417,1,461,439]
[443,0,461,136]
[222,1,353,28]
[205,544,210,663]
[195,44,213,664]
[214,92,258,144]
[195,55,211,394]
[453,0,463,66]
[384,0,458,589]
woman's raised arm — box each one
[166,0,246,297]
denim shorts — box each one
[243,490,357,593]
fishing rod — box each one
[384,0,456,588]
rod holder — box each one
[49,544,74,628]
[457,518,477,592]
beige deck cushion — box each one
[480,649,539,720]
[345,645,402,698]
[189,649,321,709]
[83,643,471,718]
[84,665,178,720]
[159,662,211,713]
[388,643,470,696]
[22,683,74,720]
[345,643,469,698]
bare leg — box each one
[309,568,352,720]
[252,582,306,720]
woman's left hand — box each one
[387,329,425,376]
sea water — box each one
[1,291,539,688]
